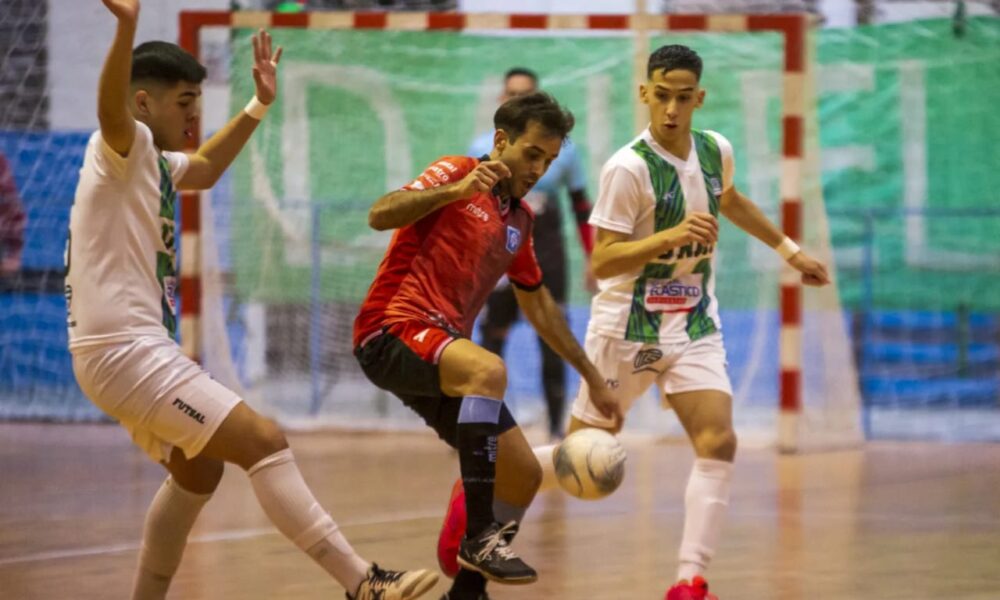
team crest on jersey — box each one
[505,226,521,254]
[709,177,723,196]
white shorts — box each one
[72,337,241,463]
[571,330,732,428]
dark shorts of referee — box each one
[354,320,518,448]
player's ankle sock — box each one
[493,498,527,526]
[247,448,369,593]
[677,458,734,581]
[457,395,503,535]
[532,444,559,492]
[449,567,487,597]
[131,476,211,600]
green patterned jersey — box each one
[587,128,734,344]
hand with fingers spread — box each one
[102,0,139,22]
[660,211,719,250]
[250,29,283,105]
[457,160,511,197]
[788,251,831,287]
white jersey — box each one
[587,128,735,344]
[66,121,189,351]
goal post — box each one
[177,9,862,451]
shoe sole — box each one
[400,570,440,599]
[455,556,538,585]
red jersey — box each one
[354,156,543,346]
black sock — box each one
[449,568,488,597]
[456,395,502,536]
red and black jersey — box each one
[353,156,543,346]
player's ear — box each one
[493,128,509,153]
[134,89,151,117]
[696,88,706,108]
[639,82,650,105]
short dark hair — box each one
[494,91,575,142]
[131,41,207,86]
[647,44,703,80]
[504,67,538,84]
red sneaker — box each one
[665,575,718,600]
[437,478,466,578]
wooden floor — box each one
[2,423,999,600]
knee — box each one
[467,357,507,397]
[245,417,289,466]
[197,459,225,493]
[693,427,737,461]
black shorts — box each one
[354,326,517,448]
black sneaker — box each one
[439,593,491,600]
[456,522,537,585]
[346,563,439,600]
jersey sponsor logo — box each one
[440,161,459,174]
[413,328,430,343]
[656,242,714,263]
[466,202,490,222]
[644,276,703,313]
[632,348,664,374]
[430,165,450,182]
[172,398,206,424]
[505,226,521,254]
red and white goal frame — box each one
[177,10,808,451]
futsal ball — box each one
[553,428,626,500]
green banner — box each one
[228,18,1000,311]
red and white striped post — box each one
[178,10,808,444]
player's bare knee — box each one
[239,416,289,467]
[468,356,507,397]
[167,454,224,495]
[694,428,737,461]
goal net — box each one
[184,11,865,450]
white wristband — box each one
[775,237,801,261]
[243,96,270,120]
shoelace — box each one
[474,522,519,562]
[367,564,404,587]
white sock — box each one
[247,449,369,594]
[131,477,211,600]
[677,458,734,581]
[532,444,559,492]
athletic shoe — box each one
[347,563,439,600]
[665,575,718,600]
[456,521,536,584]
[437,478,466,578]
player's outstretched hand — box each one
[661,211,718,249]
[458,160,511,196]
[251,29,283,105]
[588,381,624,434]
[788,251,831,287]
[102,0,139,22]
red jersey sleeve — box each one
[402,156,476,191]
[507,228,543,291]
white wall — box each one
[48,0,229,130]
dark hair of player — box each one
[493,91,575,142]
[131,41,207,86]
[504,67,539,84]
[647,44,703,81]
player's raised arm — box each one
[719,186,831,286]
[98,0,140,156]
[368,160,511,231]
[178,29,282,190]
